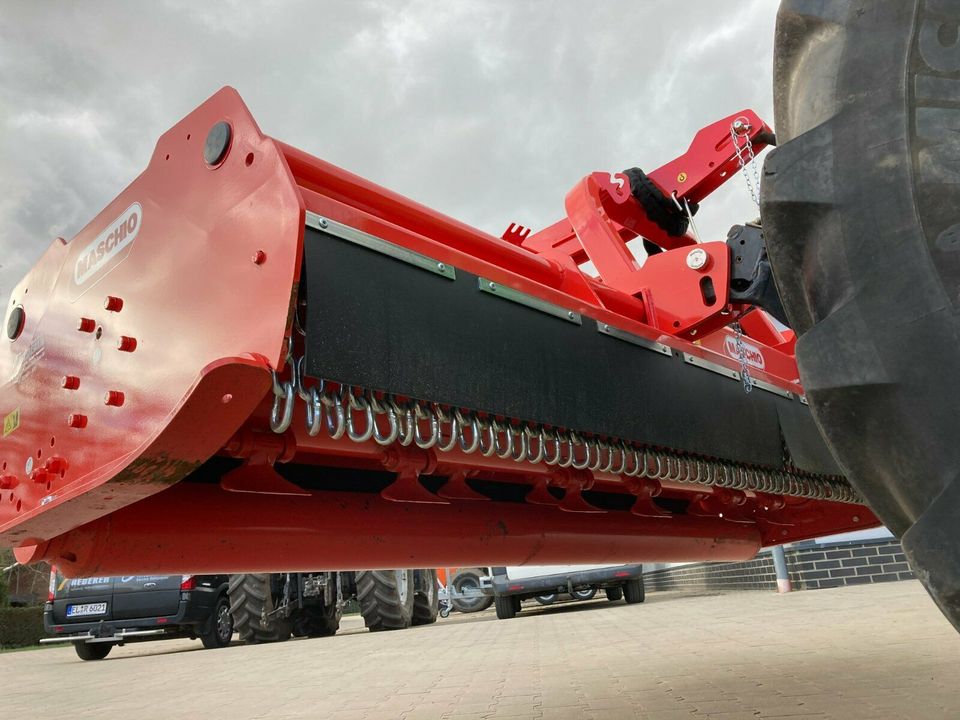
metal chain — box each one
[272,354,862,505]
[731,321,754,394]
[731,118,761,208]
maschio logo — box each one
[723,335,765,370]
[74,202,142,285]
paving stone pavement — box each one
[2,581,957,719]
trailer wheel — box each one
[200,594,234,648]
[494,594,520,620]
[412,569,439,626]
[75,642,112,661]
[762,0,960,630]
[450,569,494,613]
[623,578,645,604]
[356,569,415,631]
[571,588,597,601]
[605,586,623,602]
[228,573,292,644]
[534,594,558,605]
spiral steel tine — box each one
[414,410,440,449]
[619,447,637,477]
[570,434,591,470]
[270,380,295,433]
[525,426,545,464]
[325,401,346,440]
[458,414,481,454]
[543,430,563,466]
[346,396,375,443]
[635,449,650,479]
[587,440,605,472]
[510,426,529,463]
[475,418,495,457]
[437,411,460,453]
[294,356,311,401]
[372,403,400,446]
[599,442,616,474]
[493,420,514,460]
[305,386,323,437]
[557,436,576,469]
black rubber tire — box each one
[494,594,519,620]
[200,594,234,649]
[623,578,645,604]
[228,573,292,644]
[534,594,558,606]
[356,569,415,631]
[412,569,439,626]
[605,586,623,602]
[763,0,960,630]
[570,588,597,601]
[75,642,112,661]
[450,569,494,613]
[293,601,341,638]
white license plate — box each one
[66,602,107,618]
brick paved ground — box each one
[2,581,957,719]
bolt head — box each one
[252,250,267,265]
[204,121,232,166]
[6,306,24,341]
[488,282,496,290]
[686,248,708,270]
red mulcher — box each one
[0,86,875,580]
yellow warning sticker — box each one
[3,408,20,437]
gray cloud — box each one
[0,0,778,305]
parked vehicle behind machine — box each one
[490,564,644,620]
[42,569,233,660]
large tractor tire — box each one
[763,0,960,629]
[450,568,494,613]
[228,573,292,644]
[356,569,415,631]
[412,569,439,626]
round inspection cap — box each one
[7,306,25,340]
[204,121,232,166]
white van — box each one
[490,564,644,620]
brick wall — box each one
[644,539,914,593]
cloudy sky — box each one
[0,0,777,305]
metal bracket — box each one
[479,277,582,325]
[749,378,794,400]
[596,321,672,356]
[306,212,456,280]
[682,352,740,381]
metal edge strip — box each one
[478,277,582,325]
[681,352,740,381]
[595,321,672,357]
[306,212,456,280]
[750,377,795,400]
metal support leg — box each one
[772,545,792,593]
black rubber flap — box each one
[303,227,835,474]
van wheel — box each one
[495,595,520,620]
[623,578,645,604]
[201,594,233,648]
[228,573,292,644]
[75,642,112,661]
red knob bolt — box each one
[77,318,96,333]
[0,474,17,490]
[31,468,50,484]
[252,250,267,265]
[46,456,67,474]
[67,413,88,429]
[61,375,80,390]
[117,336,137,352]
[104,296,124,312]
[104,390,125,407]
